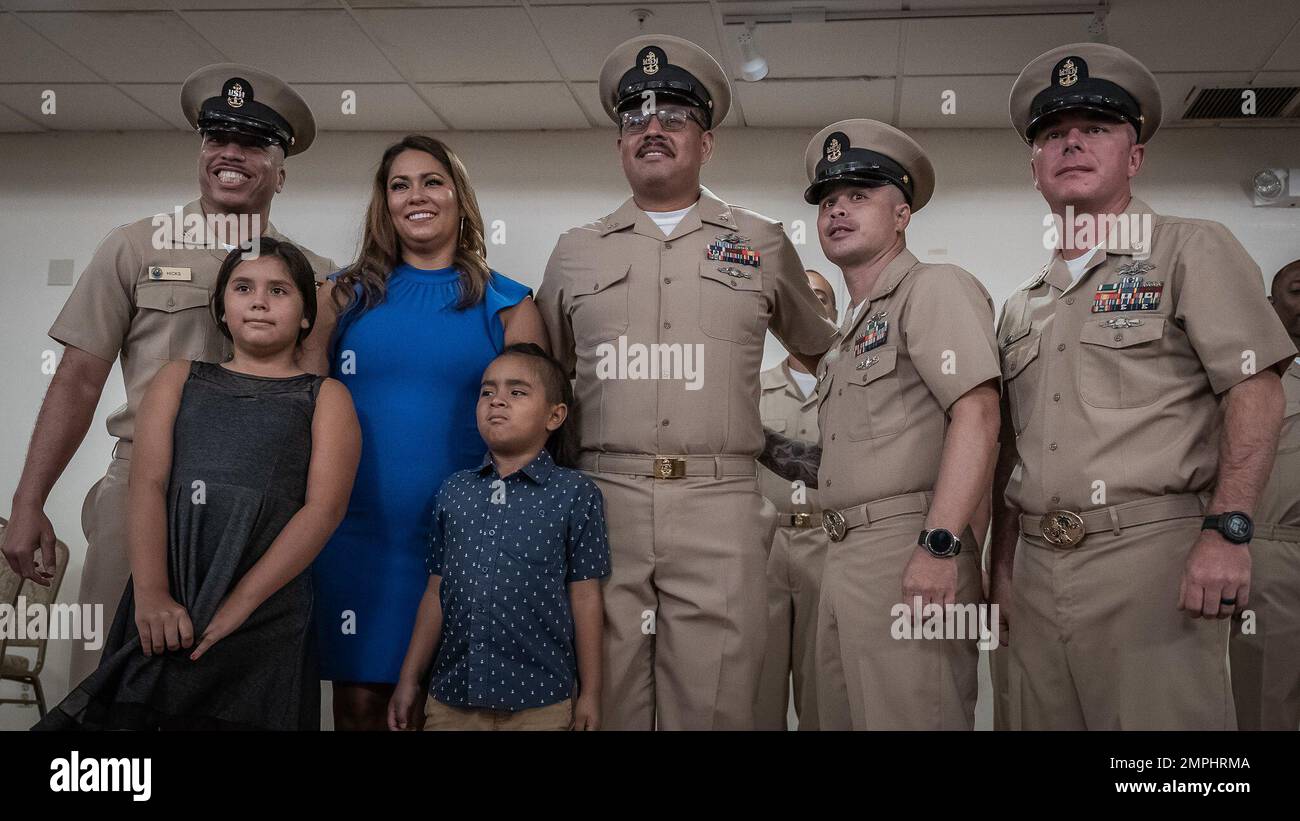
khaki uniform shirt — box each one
[997,197,1297,515]
[1258,359,1300,527]
[537,187,837,457]
[48,199,335,443]
[758,360,822,514]
[816,249,1001,512]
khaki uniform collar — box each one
[597,186,740,239]
[1040,195,1157,294]
[761,359,819,408]
[839,248,919,342]
[181,199,282,263]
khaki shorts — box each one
[422,696,573,731]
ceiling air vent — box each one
[1182,86,1300,120]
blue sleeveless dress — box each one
[314,264,531,683]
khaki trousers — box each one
[816,506,981,730]
[592,471,776,730]
[68,456,133,685]
[755,523,828,730]
[423,696,573,731]
[1230,532,1300,730]
[1006,517,1235,730]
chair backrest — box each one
[0,517,72,677]
[0,517,22,663]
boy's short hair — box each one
[210,236,318,344]
[499,343,570,407]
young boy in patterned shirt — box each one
[388,343,610,730]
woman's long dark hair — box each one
[331,135,491,319]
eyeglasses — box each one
[619,106,707,134]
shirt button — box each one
[1057,343,1066,352]
[1053,393,1061,402]
[730,281,737,287]
[1066,297,1075,305]
[800,429,807,434]
[663,277,672,285]
[663,321,671,330]
[1114,333,1124,342]
[664,242,673,249]
[1049,442,1058,451]
[826,479,832,487]
[830,433,836,441]
[661,419,670,427]
[1051,495,1060,504]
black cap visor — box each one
[1026,79,1141,141]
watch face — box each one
[1225,514,1251,541]
[928,529,954,556]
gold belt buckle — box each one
[1041,510,1086,547]
[822,509,847,542]
[653,457,687,479]
[792,512,810,528]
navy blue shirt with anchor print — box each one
[426,448,610,711]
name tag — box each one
[148,266,192,282]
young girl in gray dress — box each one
[36,238,360,731]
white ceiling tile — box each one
[531,2,724,82]
[117,84,190,129]
[355,7,560,83]
[415,83,588,130]
[1261,21,1300,72]
[1108,0,1300,73]
[898,75,1014,128]
[1253,71,1300,86]
[0,15,99,82]
[17,11,226,83]
[0,84,171,130]
[735,78,894,127]
[182,9,402,83]
[721,19,901,79]
[295,83,446,131]
[570,82,615,128]
[0,101,43,132]
[902,14,1093,75]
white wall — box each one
[2,125,1297,729]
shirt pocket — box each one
[698,260,765,344]
[842,346,906,441]
[999,325,1042,436]
[135,282,223,361]
[1077,316,1167,409]
[502,502,568,565]
[569,263,631,345]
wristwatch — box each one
[918,528,962,558]
[1202,512,1254,545]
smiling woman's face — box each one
[385,149,460,257]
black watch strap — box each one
[1202,512,1254,544]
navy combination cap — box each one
[181,63,317,156]
[598,34,731,129]
[1010,43,1162,145]
[803,119,935,211]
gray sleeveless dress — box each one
[36,361,325,731]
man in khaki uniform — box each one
[755,270,836,730]
[2,64,334,685]
[763,120,1002,730]
[536,35,837,730]
[989,43,1296,729]
[1231,260,1300,730]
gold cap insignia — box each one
[826,137,842,163]
[1058,58,1079,88]
[226,81,245,108]
[642,49,660,75]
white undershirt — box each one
[789,367,818,398]
[644,205,695,237]
[1063,245,1103,284]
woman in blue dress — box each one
[302,135,548,729]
